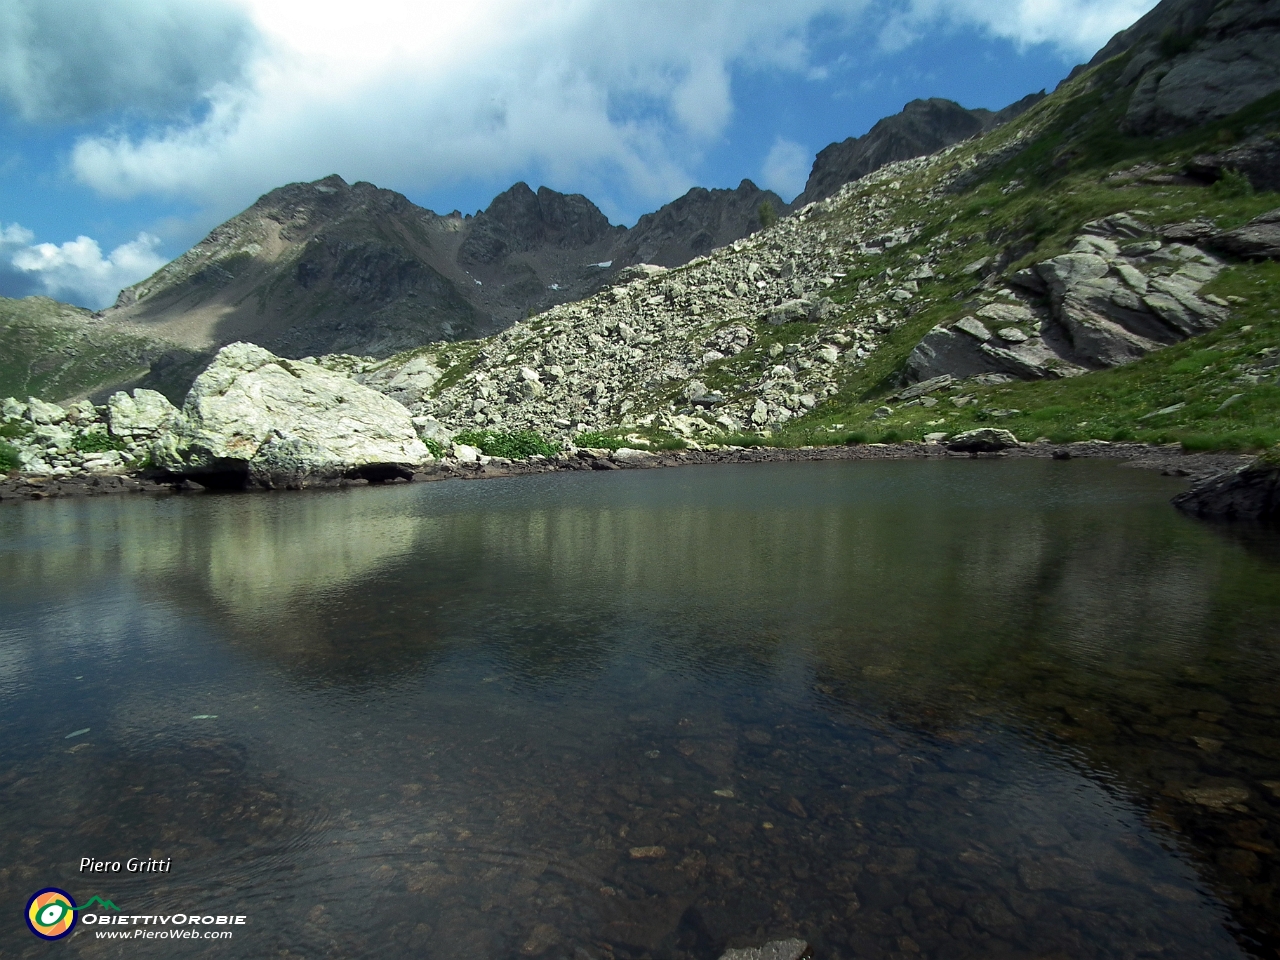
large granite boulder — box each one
[1172,458,1280,521]
[154,342,429,488]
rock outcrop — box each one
[717,939,808,960]
[1076,0,1280,136]
[947,428,1020,453]
[1186,134,1280,193]
[1172,458,1280,520]
[152,343,428,488]
[1211,207,1280,260]
[905,212,1228,383]
[794,94,1045,206]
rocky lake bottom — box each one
[1,459,1278,959]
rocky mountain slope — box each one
[1074,0,1280,135]
[317,0,1280,457]
[0,174,788,404]
[98,176,789,364]
[793,93,1045,206]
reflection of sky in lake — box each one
[1,460,1277,959]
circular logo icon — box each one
[26,888,77,940]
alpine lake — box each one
[2,458,1279,960]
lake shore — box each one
[0,440,1254,504]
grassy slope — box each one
[770,61,1280,451]
[0,297,169,403]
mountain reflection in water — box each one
[0,459,1277,959]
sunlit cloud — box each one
[2,225,165,309]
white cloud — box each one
[68,0,871,216]
[4,227,166,309]
[761,138,811,201]
[887,0,1161,57]
[62,0,1158,221]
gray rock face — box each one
[107,389,183,441]
[1077,0,1280,136]
[1186,134,1280,192]
[1214,207,1280,260]
[614,180,791,267]
[1172,459,1280,520]
[153,343,428,488]
[906,214,1227,383]
[25,397,67,424]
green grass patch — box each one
[574,431,626,450]
[71,430,126,454]
[422,437,445,459]
[718,433,770,448]
[0,440,19,472]
[453,429,560,459]
[0,420,34,440]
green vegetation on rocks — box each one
[0,440,19,473]
[71,430,127,454]
[452,429,560,459]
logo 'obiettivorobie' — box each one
[25,890,120,941]
[26,888,78,941]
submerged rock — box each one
[153,342,429,488]
[1172,458,1280,521]
[718,939,808,960]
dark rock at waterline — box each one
[1172,458,1280,520]
[947,428,1020,453]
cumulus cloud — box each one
[58,0,1158,220]
[761,139,812,201]
[1,225,166,309]
[0,0,258,122]
[69,0,869,214]
[884,0,1160,56]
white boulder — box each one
[154,342,429,487]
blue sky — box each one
[0,0,1159,309]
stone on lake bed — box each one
[628,845,667,859]
[1183,783,1250,808]
[718,938,808,960]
